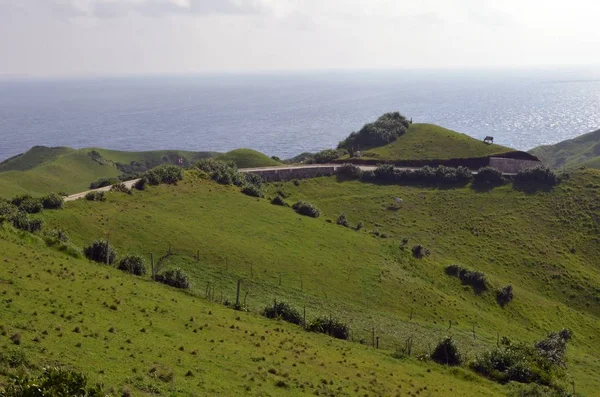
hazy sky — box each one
[1,0,599,77]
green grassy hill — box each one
[0,147,216,198]
[26,166,600,395]
[354,124,512,160]
[530,129,600,170]
[216,148,281,168]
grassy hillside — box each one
[0,147,215,198]
[0,225,505,396]
[34,167,600,395]
[530,128,600,170]
[354,124,512,160]
[216,148,281,168]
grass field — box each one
[0,147,216,198]
[30,166,600,395]
[216,148,282,168]
[352,124,512,160]
[530,128,600,170]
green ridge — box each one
[530,128,600,169]
[216,148,282,168]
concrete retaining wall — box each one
[488,158,541,174]
[240,166,340,182]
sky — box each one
[1,0,600,77]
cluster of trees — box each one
[196,159,264,197]
[0,193,64,233]
[338,112,411,151]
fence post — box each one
[235,279,241,306]
[150,253,155,280]
[376,336,379,349]
[472,324,476,340]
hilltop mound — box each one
[216,148,281,168]
[355,123,512,161]
[530,128,600,169]
[0,146,74,172]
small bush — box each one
[445,264,460,276]
[111,183,133,195]
[11,212,43,233]
[514,166,559,190]
[313,149,346,164]
[270,196,288,206]
[431,336,462,365]
[118,255,146,276]
[262,302,303,325]
[0,367,104,397]
[144,164,184,185]
[474,166,505,187]
[89,178,118,189]
[41,193,64,209]
[336,213,349,227]
[354,222,363,231]
[496,285,514,307]
[459,269,487,291]
[307,316,349,340]
[241,184,264,198]
[244,173,264,188]
[338,112,410,150]
[156,268,190,289]
[12,196,43,214]
[45,228,70,243]
[535,329,571,367]
[83,240,116,265]
[412,245,430,259]
[337,163,362,179]
[196,159,244,186]
[85,191,106,202]
[134,178,147,191]
[292,201,321,218]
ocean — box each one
[1,69,599,162]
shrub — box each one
[313,149,346,164]
[431,336,462,365]
[241,184,264,198]
[458,269,487,291]
[445,264,460,276]
[244,173,264,188]
[0,367,104,397]
[354,222,363,231]
[143,164,184,185]
[41,193,64,209]
[11,212,43,233]
[85,191,106,202]
[307,316,349,340]
[496,285,514,307]
[11,195,43,214]
[0,201,18,224]
[156,268,190,289]
[111,183,133,195]
[514,166,559,189]
[292,201,321,218]
[134,177,147,190]
[262,301,303,325]
[271,196,288,206]
[118,255,146,276]
[535,329,571,367]
[196,159,244,186]
[83,240,116,264]
[45,228,70,243]
[411,245,430,259]
[337,164,362,179]
[338,112,410,150]
[474,166,505,187]
[336,213,349,227]
[89,177,118,189]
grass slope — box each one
[0,225,503,396]
[216,148,281,168]
[0,147,215,198]
[38,168,600,394]
[357,124,512,160]
[530,128,600,170]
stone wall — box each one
[240,166,340,182]
[488,157,541,174]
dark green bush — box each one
[445,264,460,276]
[244,173,264,188]
[338,112,410,150]
[270,196,288,206]
[117,255,146,276]
[143,164,184,185]
[313,149,347,164]
[41,193,64,209]
[474,167,505,187]
[431,336,462,365]
[0,201,18,224]
[10,212,43,233]
[83,240,116,265]
[241,184,264,198]
[412,245,430,259]
[497,284,514,307]
[535,329,571,367]
[156,268,190,289]
[336,213,349,227]
[0,367,104,397]
[45,228,70,243]
[11,195,43,214]
[89,177,118,189]
[514,166,559,189]
[292,201,321,218]
[337,163,362,179]
[262,301,303,325]
[354,222,363,231]
[110,183,132,195]
[307,316,349,340]
[85,191,106,202]
[369,164,472,185]
[196,159,244,186]
[134,178,147,191]
[459,269,487,291]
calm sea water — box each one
[1,69,599,162]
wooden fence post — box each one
[235,280,241,306]
[376,336,379,349]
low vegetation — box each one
[84,191,106,202]
[83,240,116,265]
[262,301,303,325]
[307,316,350,340]
[292,201,321,218]
[338,112,411,151]
[155,267,191,289]
[431,336,462,366]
